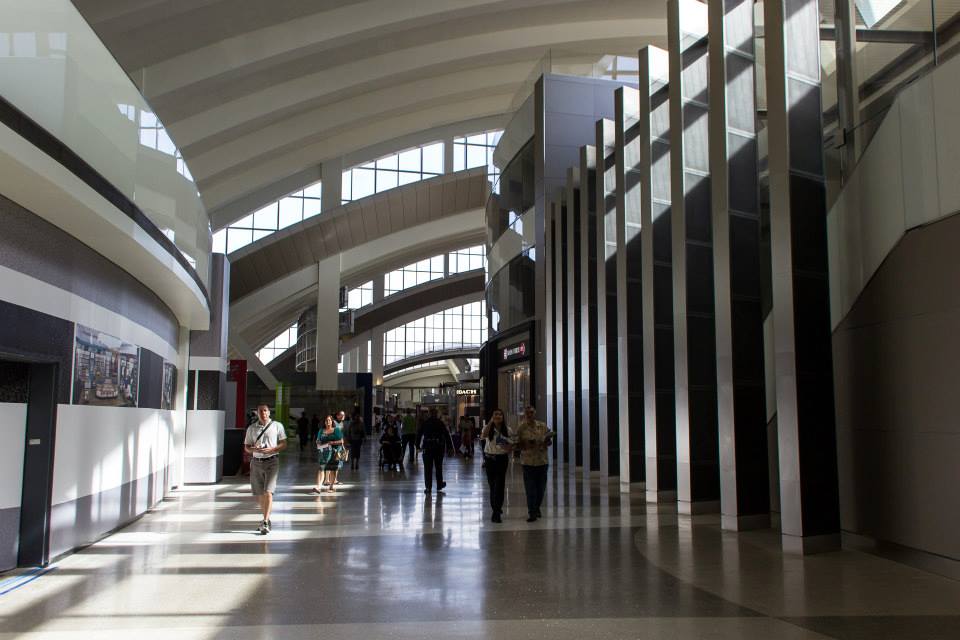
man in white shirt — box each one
[244,404,287,535]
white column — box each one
[316,255,341,390]
[321,158,343,211]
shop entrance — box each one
[496,362,530,429]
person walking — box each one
[480,408,513,523]
[458,416,475,458]
[313,415,345,493]
[417,408,454,494]
[244,404,287,535]
[516,405,552,522]
[400,409,417,467]
[310,413,321,444]
[347,413,365,471]
[333,410,349,484]
[296,412,310,452]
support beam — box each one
[708,0,770,531]
[315,255,341,390]
[638,46,678,504]
[229,333,278,390]
[554,197,569,464]
[595,118,618,479]
[545,196,557,459]
[615,86,645,492]
[764,0,841,553]
[579,145,600,475]
[565,167,583,470]
[669,0,720,515]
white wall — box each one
[51,406,174,506]
[828,53,960,328]
[0,403,28,511]
[0,402,27,571]
[184,409,225,484]
[49,405,176,558]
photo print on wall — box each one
[73,324,139,407]
[161,361,177,410]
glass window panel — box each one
[422,142,444,174]
[341,172,352,201]
[303,198,322,218]
[466,144,486,168]
[303,181,323,198]
[156,129,176,155]
[212,229,226,254]
[252,229,272,242]
[467,133,486,145]
[453,143,465,171]
[253,204,278,230]
[376,169,398,192]
[376,154,398,170]
[398,148,421,172]
[278,197,302,228]
[397,171,420,186]
[234,213,254,228]
[227,228,252,253]
[139,129,155,148]
[431,255,444,273]
[403,270,416,290]
[140,111,157,127]
[360,161,376,170]
[352,168,375,199]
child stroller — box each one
[378,435,402,471]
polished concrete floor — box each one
[2,445,960,639]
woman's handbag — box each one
[336,446,349,462]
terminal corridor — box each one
[2,449,959,640]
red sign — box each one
[502,341,527,361]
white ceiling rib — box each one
[72,0,666,226]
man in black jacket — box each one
[416,408,453,494]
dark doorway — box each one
[17,362,58,567]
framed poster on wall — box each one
[72,324,139,407]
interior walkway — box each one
[1,445,959,639]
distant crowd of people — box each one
[243,403,552,535]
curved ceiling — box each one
[73,0,666,224]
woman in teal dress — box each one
[313,415,345,493]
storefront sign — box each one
[455,388,478,396]
[502,341,527,361]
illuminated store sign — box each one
[502,341,527,360]
[455,388,478,396]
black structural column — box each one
[544,196,557,458]
[556,197,569,464]
[764,0,841,553]
[565,169,583,469]
[595,118,619,479]
[669,0,720,514]
[547,199,567,462]
[579,145,601,474]
[638,46,678,504]
[615,87,646,491]
[708,0,770,531]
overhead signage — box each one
[502,341,527,361]
[455,388,478,396]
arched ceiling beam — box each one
[132,0,567,97]
[206,114,504,231]
[228,169,487,300]
[186,61,533,182]
[167,23,660,147]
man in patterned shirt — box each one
[516,405,552,522]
